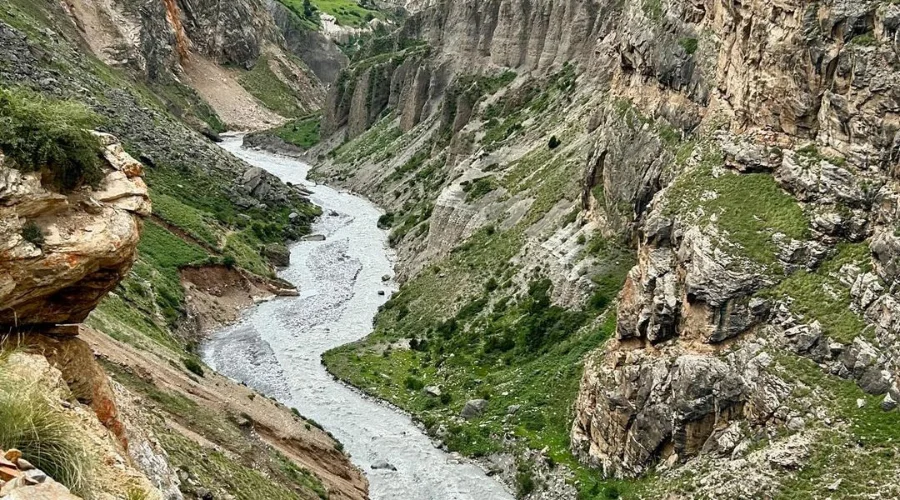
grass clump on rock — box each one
[0,361,91,495]
[0,87,104,191]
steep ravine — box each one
[202,137,513,500]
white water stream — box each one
[202,137,513,500]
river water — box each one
[202,137,513,500]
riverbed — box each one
[202,137,513,500]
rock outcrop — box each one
[0,134,150,328]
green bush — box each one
[0,88,104,191]
[182,357,205,377]
[548,135,561,149]
[678,37,698,55]
[404,375,425,391]
[21,221,45,247]
[0,372,91,495]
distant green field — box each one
[277,0,384,28]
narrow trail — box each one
[202,136,514,500]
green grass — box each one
[462,177,497,203]
[678,37,698,55]
[273,114,322,149]
[239,55,307,118]
[664,144,809,270]
[0,87,103,191]
[774,354,900,498]
[312,0,384,27]
[0,358,92,496]
[151,192,222,248]
[761,242,872,344]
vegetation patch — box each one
[0,359,91,495]
[664,144,809,270]
[0,87,103,191]
[273,114,322,149]
[761,242,872,344]
[239,56,307,118]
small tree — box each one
[548,135,561,149]
[303,0,315,18]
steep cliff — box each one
[312,0,900,497]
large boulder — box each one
[0,134,150,328]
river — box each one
[202,137,513,500]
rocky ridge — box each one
[312,0,900,497]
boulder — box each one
[371,460,396,471]
[0,134,150,328]
[264,243,291,268]
[460,399,488,420]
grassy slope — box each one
[0,2,331,498]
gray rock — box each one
[423,386,442,397]
[371,460,397,471]
[507,405,521,415]
[263,243,290,267]
[881,393,897,411]
[301,234,326,242]
[460,399,488,420]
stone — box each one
[857,398,867,409]
[3,450,21,463]
[423,386,442,397]
[460,399,488,420]
[371,460,396,471]
[881,393,898,412]
[827,478,843,491]
[264,243,291,268]
[301,234,327,242]
[377,290,386,296]
[14,459,33,472]
[507,405,521,415]
[382,274,391,282]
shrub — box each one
[678,37,699,55]
[404,376,425,391]
[548,135,561,149]
[0,375,91,494]
[223,254,237,268]
[182,357,205,377]
[21,221,45,247]
[0,88,104,191]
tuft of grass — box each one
[21,221,45,247]
[0,87,104,191]
[0,368,91,495]
[182,357,205,377]
[678,37,698,55]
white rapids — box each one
[202,136,513,500]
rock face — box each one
[266,0,348,84]
[314,0,900,494]
[568,0,900,480]
[0,134,150,328]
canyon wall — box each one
[314,0,900,497]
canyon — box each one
[2,0,900,499]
